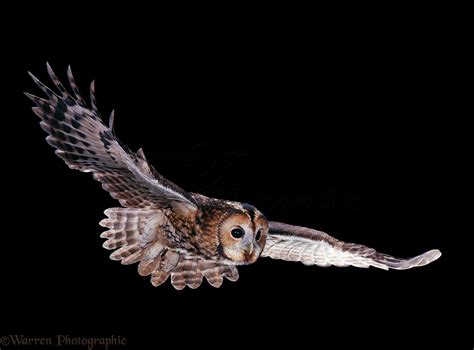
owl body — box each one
[26,64,441,290]
[145,194,267,263]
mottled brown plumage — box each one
[26,64,442,290]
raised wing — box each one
[26,64,198,217]
[262,221,441,270]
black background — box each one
[1,7,468,350]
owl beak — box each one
[244,242,254,256]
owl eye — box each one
[231,228,244,239]
[255,229,262,241]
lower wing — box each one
[262,221,441,270]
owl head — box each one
[217,203,268,265]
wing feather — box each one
[101,207,239,289]
[26,64,198,216]
[262,221,441,270]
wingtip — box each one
[27,71,38,80]
[422,249,442,264]
[23,91,36,101]
[46,62,55,77]
[395,249,442,270]
[374,248,442,270]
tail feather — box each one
[150,250,180,287]
[170,259,240,289]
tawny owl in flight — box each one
[25,64,441,290]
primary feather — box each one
[26,63,197,217]
[26,64,441,290]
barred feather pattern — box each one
[100,208,239,289]
[27,64,441,291]
[25,64,198,216]
[99,208,162,264]
[142,252,239,289]
[263,222,442,270]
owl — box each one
[25,64,441,290]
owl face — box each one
[217,205,268,265]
